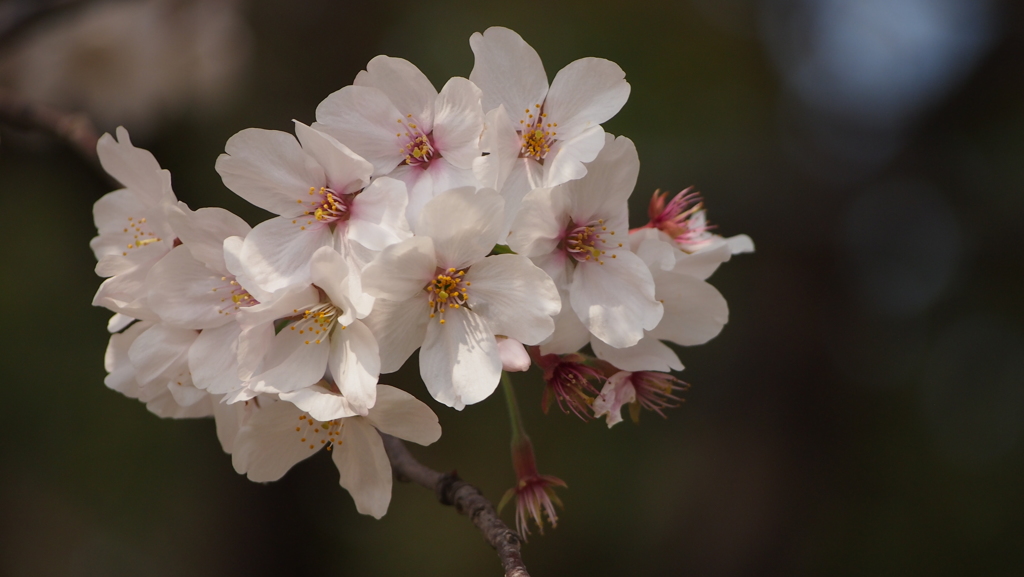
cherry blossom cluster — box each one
[90,27,752,533]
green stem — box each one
[501,371,528,445]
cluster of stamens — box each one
[563,219,622,265]
[518,103,557,161]
[643,188,714,252]
[120,216,162,256]
[631,371,689,418]
[287,302,344,345]
[294,414,344,451]
[292,187,352,231]
[212,276,257,315]
[396,114,436,167]
[426,268,470,324]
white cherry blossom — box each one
[361,187,560,409]
[314,56,484,224]
[508,134,662,349]
[231,385,441,519]
[236,247,379,415]
[215,120,411,292]
[469,27,630,237]
[90,126,178,322]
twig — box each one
[0,87,102,167]
[381,434,530,577]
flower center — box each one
[212,275,258,316]
[120,215,163,256]
[293,413,344,451]
[292,187,353,231]
[644,189,715,252]
[396,114,436,167]
[286,302,344,345]
[562,219,620,265]
[518,103,558,161]
[425,268,470,324]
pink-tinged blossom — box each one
[638,188,755,256]
[215,120,411,293]
[361,187,560,409]
[508,134,662,349]
[231,385,441,519]
[532,350,604,421]
[469,27,630,238]
[497,337,531,372]
[314,56,484,224]
[593,370,689,428]
[91,126,178,322]
[499,435,566,539]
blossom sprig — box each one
[87,26,752,552]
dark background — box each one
[1,0,1022,575]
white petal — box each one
[314,86,406,175]
[293,121,373,192]
[400,159,481,229]
[232,400,319,481]
[538,297,591,355]
[564,134,639,225]
[189,322,244,394]
[97,127,173,203]
[469,27,548,120]
[507,185,569,258]
[631,228,680,272]
[147,245,233,329]
[332,418,392,519]
[354,55,437,129]
[212,397,247,454]
[346,176,413,252]
[328,320,380,415]
[128,324,197,386]
[107,313,134,333]
[417,187,503,270]
[497,158,545,241]
[570,251,663,348]
[279,383,360,422]
[432,77,483,169]
[420,308,501,409]
[167,380,208,407]
[223,236,273,304]
[365,385,441,445]
[465,254,560,345]
[147,389,214,419]
[166,203,250,272]
[240,216,335,293]
[249,321,331,393]
[92,261,159,320]
[473,105,520,193]
[308,246,356,320]
[726,234,755,255]
[542,125,606,188]
[361,236,436,301]
[592,335,683,372]
[649,274,729,346]
[216,128,326,216]
[544,58,630,140]
[363,297,430,374]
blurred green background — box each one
[1,0,1023,575]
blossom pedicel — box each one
[89,26,751,542]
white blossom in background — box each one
[508,134,662,350]
[90,127,177,325]
[469,26,630,238]
[314,56,484,224]
[0,0,251,134]
[362,187,561,409]
[216,121,411,291]
[231,385,441,518]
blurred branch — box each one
[0,0,84,51]
[0,87,103,169]
[381,434,530,577]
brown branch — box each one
[0,87,104,168]
[381,434,530,577]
